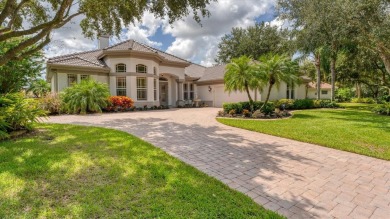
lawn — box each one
[0,124,282,218]
[217,106,390,160]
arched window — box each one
[116,63,126,72]
[136,64,147,73]
[153,67,157,75]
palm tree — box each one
[255,53,300,107]
[224,55,258,111]
[27,79,51,98]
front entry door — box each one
[159,82,168,106]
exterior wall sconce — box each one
[208,86,212,92]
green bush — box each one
[223,103,243,114]
[293,99,314,109]
[260,103,275,115]
[373,103,390,116]
[313,99,339,108]
[336,88,354,102]
[39,93,62,114]
[351,98,376,104]
[274,99,294,110]
[0,93,46,139]
[61,79,110,114]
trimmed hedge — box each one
[224,99,339,116]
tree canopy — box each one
[216,22,290,63]
[0,0,215,66]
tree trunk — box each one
[262,82,274,108]
[244,84,254,112]
[378,45,390,76]
[356,82,361,98]
[314,54,321,100]
[330,58,336,101]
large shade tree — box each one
[0,0,215,66]
[224,55,258,111]
[255,53,300,106]
[216,22,290,63]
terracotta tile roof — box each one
[105,39,190,64]
[185,63,206,78]
[308,82,332,89]
[47,50,106,68]
[197,64,227,82]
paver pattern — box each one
[47,108,390,218]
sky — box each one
[44,0,279,67]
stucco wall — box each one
[160,66,185,80]
[104,57,159,75]
[307,89,332,99]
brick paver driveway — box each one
[47,108,390,219]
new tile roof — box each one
[308,82,332,89]
[47,50,106,68]
[197,64,227,82]
[185,63,206,78]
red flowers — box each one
[106,96,134,111]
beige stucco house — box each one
[46,37,332,107]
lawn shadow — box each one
[71,116,325,218]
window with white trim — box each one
[153,67,157,75]
[116,77,126,96]
[184,83,188,100]
[137,77,147,100]
[67,74,77,87]
[136,64,147,73]
[116,63,126,72]
[80,75,89,81]
[154,79,157,101]
[321,90,328,95]
[190,83,194,100]
[286,83,295,99]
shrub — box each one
[0,93,46,139]
[242,109,251,117]
[228,109,236,116]
[61,79,110,114]
[260,102,275,115]
[252,110,264,118]
[39,93,62,114]
[293,99,314,109]
[106,96,134,112]
[336,88,354,102]
[274,99,294,110]
[217,110,226,117]
[351,97,376,104]
[223,103,243,114]
[373,103,390,116]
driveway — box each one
[47,108,390,219]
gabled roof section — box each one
[104,39,190,64]
[185,63,206,78]
[47,50,106,68]
[308,82,332,89]
[197,64,227,82]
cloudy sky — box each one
[44,0,277,67]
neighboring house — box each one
[306,82,332,99]
[46,37,332,107]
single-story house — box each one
[46,37,332,107]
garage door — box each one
[213,85,250,107]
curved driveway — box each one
[47,108,390,219]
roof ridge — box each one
[134,40,190,63]
[48,49,102,60]
[103,39,134,50]
[75,56,104,67]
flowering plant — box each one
[106,96,134,112]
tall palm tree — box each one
[224,55,258,111]
[255,53,300,107]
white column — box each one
[109,76,116,96]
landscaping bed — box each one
[0,124,283,218]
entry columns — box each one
[176,79,184,106]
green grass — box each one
[217,107,390,160]
[0,124,282,218]
[338,102,380,111]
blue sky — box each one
[45,0,278,66]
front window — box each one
[286,83,295,99]
[153,67,157,75]
[184,83,188,100]
[116,77,126,96]
[154,79,157,101]
[137,77,147,100]
[136,64,147,73]
[67,74,77,87]
[81,75,89,81]
[322,90,328,95]
[116,63,126,72]
[190,83,194,100]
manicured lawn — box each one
[217,107,390,160]
[0,124,282,218]
[338,102,380,111]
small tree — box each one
[255,53,300,107]
[27,79,51,98]
[224,56,259,111]
[61,79,110,114]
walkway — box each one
[47,108,390,219]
